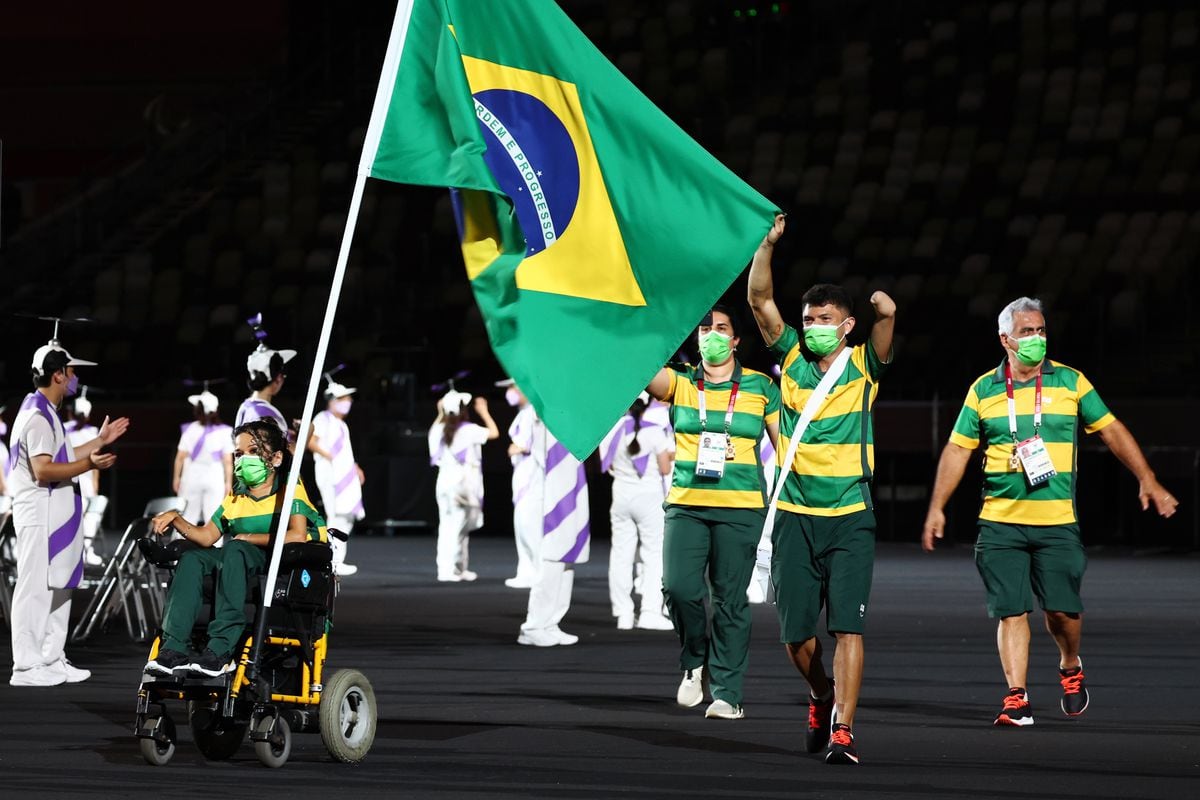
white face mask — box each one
[505,388,521,407]
[332,399,352,415]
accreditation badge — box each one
[1015,435,1057,487]
[694,432,729,479]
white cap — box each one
[74,395,93,417]
[494,378,516,387]
[324,381,357,399]
[246,345,297,379]
[31,343,97,376]
[440,390,472,415]
[188,390,220,413]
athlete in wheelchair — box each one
[134,420,376,766]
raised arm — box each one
[474,397,501,441]
[1096,420,1178,517]
[921,441,974,551]
[747,213,787,348]
[869,290,897,363]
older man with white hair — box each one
[922,296,1178,727]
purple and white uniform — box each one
[177,422,234,525]
[235,396,288,434]
[312,410,365,533]
[507,404,541,585]
[428,421,490,579]
[7,391,84,675]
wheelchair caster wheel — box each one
[254,714,292,768]
[320,668,377,763]
[139,715,177,766]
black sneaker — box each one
[994,687,1034,726]
[145,648,190,676]
[190,649,235,677]
[825,722,859,765]
[805,684,835,753]
[1059,662,1089,716]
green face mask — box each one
[699,330,733,364]
[235,455,271,488]
[1011,334,1047,366]
[803,320,847,357]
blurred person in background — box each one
[63,389,103,566]
[428,390,498,582]
[308,377,366,577]
[600,392,674,631]
[173,389,233,529]
[499,379,541,589]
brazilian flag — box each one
[363,0,777,459]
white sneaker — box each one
[504,577,532,589]
[55,659,91,683]
[437,573,462,582]
[457,570,478,582]
[84,548,104,567]
[616,613,635,630]
[636,614,674,631]
[10,665,67,687]
[550,627,578,645]
[705,698,745,720]
[516,629,559,647]
[333,562,358,576]
[676,666,704,707]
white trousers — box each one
[608,484,667,619]
[435,487,480,578]
[521,560,574,633]
[180,467,225,526]
[511,493,543,583]
[326,512,357,566]
[10,525,72,673]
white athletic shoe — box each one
[333,562,358,576]
[705,699,745,720]
[10,665,67,687]
[504,577,533,589]
[549,627,578,645]
[635,614,674,631]
[55,659,91,683]
[457,570,478,582]
[616,613,635,630]
[437,573,462,582]
[677,665,705,707]
[516,629,559,647]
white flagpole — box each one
[254,0,419,649]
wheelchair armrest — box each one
[279,542,333,570]
[137,537,200,568]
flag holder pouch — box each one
[133,529,375,767]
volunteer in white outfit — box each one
[63,390,103,566]
[173,390,233,526]
[499,380,541,589]
[8,341,129,687]
[308,378,366,576]
[601,393,674,631]
[517,424,591,648]
[0,414,10,497]
[428,391,498,582]
[235,315,296,436]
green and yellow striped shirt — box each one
[663,362,780,508]
[950,359,1114,526]
[770,325,888,517]
[211,477,329,543]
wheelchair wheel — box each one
[253,714,292,768]
[188,701,247,761]
[139,715,177,766]
[319,668,377,763]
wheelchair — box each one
[134,529,376,767]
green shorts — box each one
[770,509,876,641]
[974,521,1087,618]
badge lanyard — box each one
[696,361,741,455]
[1004,362,1042,463]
